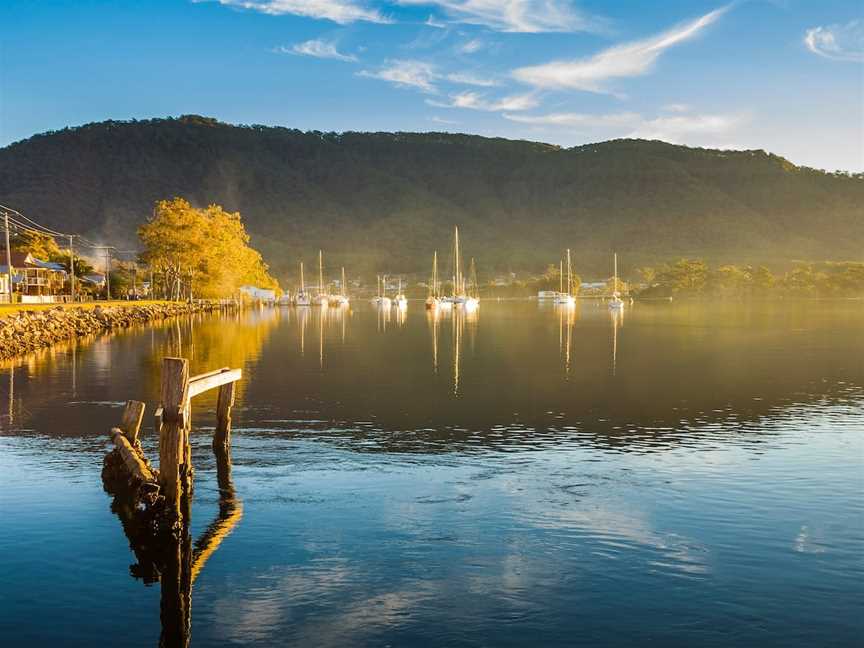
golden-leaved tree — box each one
[138,198,278,299]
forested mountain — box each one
[1,115,861,280]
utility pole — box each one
[105,248,111,300]
[3,211,12,304]
[68,235,76,303]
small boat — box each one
[609,252,625,310]
[295,261,311,306]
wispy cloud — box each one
[430,115,461,125]
[428,90,539,111]
[504,109,745,145]
[458,38,484,54]
[804,20,864,62]
[661,103,691,113]
[359,60,498,92]
[208,0,389,24]
[277,39,358,62]
[504,111,642,127]
[512,6,729,92]
[425,14,448,28]
[359,59,439,92]
[399,0,600,33]
[445,72,499,86]
[630,113,743,141]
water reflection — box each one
[104,437,243,647]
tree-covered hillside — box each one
[1,115,861,281]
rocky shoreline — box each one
[0,302,231,361]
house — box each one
[240,285,276,304]
[0,251,68,303]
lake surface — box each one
[1,301,862,647]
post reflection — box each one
[105,437,243,648]
[556,303,578,378]
[611,306,624,377]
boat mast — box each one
[342,267,347,298]
[559,259,563,294]
[613,252,618,295]
[454,226,461,296]
[300,261,305,293]
[432,251,439,298]
[318,250,324,295]
[566,249,572,296]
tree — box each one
[138,197,278,300]
[9,230,61,259]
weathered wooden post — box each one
[119,399,146,445]
[213,380,235,450]
[159,357,189,514]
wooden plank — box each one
[189,367,229,383]
[188,368,242,399]
[159,357,189,511]
[110,428,155,482]
[119,400,146,445]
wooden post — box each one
[213,381,235,450]
[119,400,146,445]
[159,357,189,513]
[109,428,156,483]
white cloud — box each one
[359,60,499,93]
[428,90,539,111]
[512,6,729,92]
[445,72,499,86]
[425,14,448,28]
[458,38,484,54]
[661,103,691,113]
[208,0,389,24]
[359,60,439,92]
[430,115,461,125]
[279,39,357,62]
[504,111,642,127]
[804,20,864,62]
[399,0,599,33]
[503,109,745,146]
[631,113,743,141]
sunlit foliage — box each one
[138,197,278,299]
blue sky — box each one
[1,0,862,170]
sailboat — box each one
[315,250,329,307]
[609,252,625,310]
[295,261,311,306]
[425,251,440,310]
[441,225,476,307]
[333,267,350,307]
[555,249,576,306]
[372,275,392,308]
[393,276,408,310]
[464,257,479,311]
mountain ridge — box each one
[1,115,861,279]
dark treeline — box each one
[637,260,864,298]
[1,115,862,280]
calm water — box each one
[1,301,862,647]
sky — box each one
[0,0,862,171]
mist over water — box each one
[1,301,862,646]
